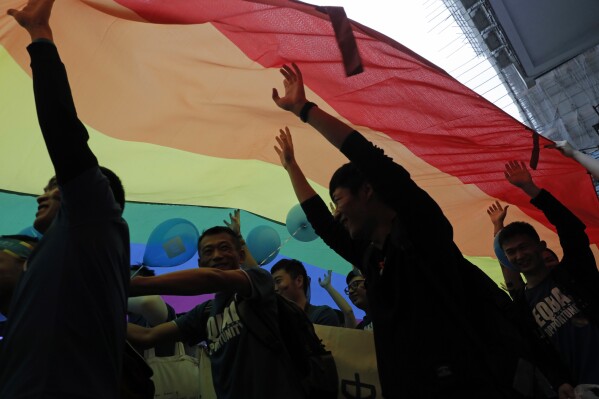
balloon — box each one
[18,226,43,239]
[246,225,281,265]
[285,204,318,242]
[143,218,199,267]
[493,233,519,271]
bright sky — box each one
[310,0,523,122]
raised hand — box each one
[504,160,541,198]
[545,140,576,158]
[223,209,241,236]
[486,201,509,228]
[547,140,599,179]
[271,63,307,115]
[318,270,332,288]
[7,0,54,41]
[504,160,533,188]
[274,126,296,170]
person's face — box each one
[0,252,25,295]
[272,269,304,302]
[332,184,374,240]
[542,249,559,269]
[502,234,545,274]
[346,276,368,311]
[34,178,61,234]
[198,233,244,271]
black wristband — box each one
[299,101,317,123]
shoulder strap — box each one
[237,297,283,352]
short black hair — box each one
[198,226,242,252]
[271,258,309,295]
[99,166,125,211]
[329,162,368,200]
[346,268,363,285]
[497,221,540,249]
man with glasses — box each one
[344,270,372,330]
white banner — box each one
[315,325,381,399]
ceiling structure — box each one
[445,0,599,165]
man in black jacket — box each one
[499,160,599,386]
[0,1,130,397]
[272,63,572,398]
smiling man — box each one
[0,1,129,398]
[271,63,559,398]
[271,258,340,326]
[127,226,305,399]
[498,161,599,386]
[344,270,372,330]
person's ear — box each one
[361,182,374,201]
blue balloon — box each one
[246,225,281,266]
[143,218,199,267]
[494,232,519,271]
[286,203,318,242]
[18,226,43,239]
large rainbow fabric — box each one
[0,0,597,313]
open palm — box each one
[272,63,307,113]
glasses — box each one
[344,279,365,295]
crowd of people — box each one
[0,1,598,398]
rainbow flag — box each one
[0,0,597,311]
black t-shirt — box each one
[526,277,599,384]
[176,267,304,399]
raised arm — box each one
[272,63,353,149]
[9,0,98,185]
[274,126,318,202]
[272,63,453,246]
[504,161,589,255]
[504,161,541,199]
[546,140,599,180]
[318,270,357,328]
[224,209,258,268]
[486,201,509,237]
[274,127,364,266]
[129,268,251,297]
[486,202,524,293]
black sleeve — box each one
[175,302,210,346]
[531,189,599,327]
[27,41,97,185]
[301,194,365,267]
[339,131,454,245]
[530,189,589,254]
